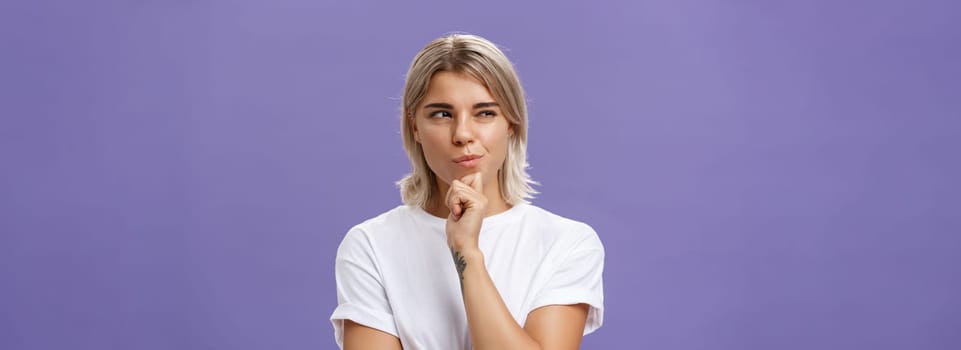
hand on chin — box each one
[445,172,487,250]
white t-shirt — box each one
[330,203,604,349]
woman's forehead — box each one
[421,71,496,106]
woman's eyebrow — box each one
[423,102,453,109]
[422,102,499,109]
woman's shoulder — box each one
[336,204,454,267]
[520,204,595,231]
[347,204,423,235]
[342,204,449,247]
[516,204,602,247]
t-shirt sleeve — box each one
[530,224,605,335]
[330,228,398,348]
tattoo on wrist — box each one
[450,248,467,292]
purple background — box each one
[2,0,959,349]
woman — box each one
[331,33,604,349]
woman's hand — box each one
[445,172,487,251]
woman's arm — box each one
[343,320,402,350]
[525,304,591,349]
[455,248,589,350]
[333,228,404,350]
[446,173,589,350]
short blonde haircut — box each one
[397,33,538,208]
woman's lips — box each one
[454,154,483,168]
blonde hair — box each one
[397,33,538,208]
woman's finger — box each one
[471,172,483,192]
[459,172,482,192]
[446,185,466,219]
[451,202,462,220]
[445,180,461,208]
[446,177,486,221]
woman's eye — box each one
[478,110,497,117]
[430,111,451,118]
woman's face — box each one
[412,71,513,191]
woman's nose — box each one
[452,115,475,145]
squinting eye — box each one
[478,111,497,117]
[430,111,452,118]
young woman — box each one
[331,33,604,350]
